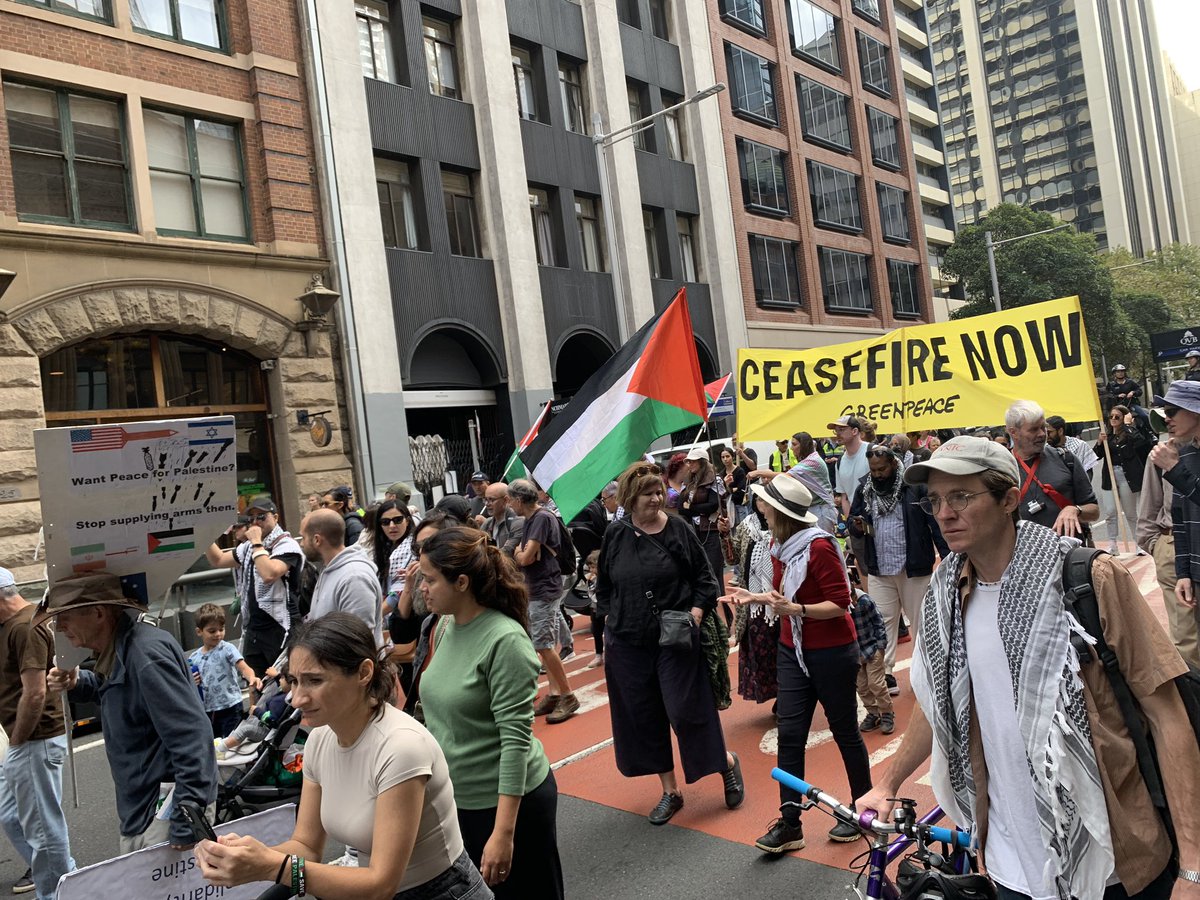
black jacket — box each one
[1094,427,1154,493]
[1104,378,1141,404]
[848,480,950,578]
[595,515,718,646]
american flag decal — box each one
[70,427,127,452]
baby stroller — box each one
[214,676,306,824]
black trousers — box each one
[605,628,728,784]
[456,770,564,900]
[590,611,605,656]
[993,865,1174,900]
[697,529,733,627]
[208,703,244,738]
[775,641,872,816]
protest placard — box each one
[56,805,295,900]
[35,416,239,606]
[736,296,1104,439]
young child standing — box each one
[189,603,261,737]
[850,589,893,734]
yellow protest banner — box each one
[737,296,1104,440]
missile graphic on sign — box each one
[70,426,178,453]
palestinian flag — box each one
[704,373,732,417]
[502,402,550,481]
[519,288,706,523]
[147,528,195,554]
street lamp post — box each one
[592,83,725,339]
[984,223,1072,313]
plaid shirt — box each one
[850,591,887,662]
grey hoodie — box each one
[308,544,384,646]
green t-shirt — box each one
[420,608,549,810]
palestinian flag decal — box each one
[147,528,195,554]
[519,288,707,523]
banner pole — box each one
[1100,435,1132,550]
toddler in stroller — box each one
[213,673,305,823]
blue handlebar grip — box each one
[928,824,971,849]
[770,767,813,796]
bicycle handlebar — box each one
[770,767,970,850]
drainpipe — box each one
[297,0,376,500]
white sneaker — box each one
[559,649,577,663]
[328,848,359,867]
[586,654,604,669]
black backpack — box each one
[287,557,320,618]
[1062,546,1200,851]
[549,510,577,577]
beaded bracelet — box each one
[274,854,290,885]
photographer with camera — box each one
[1005,400,1099,539]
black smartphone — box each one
[179,800,218,843]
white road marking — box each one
[551,738,614,771]
[868,736,905,766]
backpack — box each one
[546,509,577,577]
[1062,546,1200,851]
[288,558,320,618]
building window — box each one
[442,169,481,257]
[788,0,839,71]
[512,45,540,122]
[662,94,686,161]
[797,76,851,152]
[130,0,223,50]
[867,107,900,169]
[857,32,891,97]
[648,0,670,40]
[559,60,587,134]
[530,187,558,266]
[356,1,393,82]
[5,81,132,229]
[377,159,421,250]
[726,44,777,125]
[423,17,460,100]
[749,234,802,308]
[738,139,789,216]
[643,211,662,278]
[616,0,639,27]
[719,0,766,35]
[807,161,861,232]
[575,195,607,272]
[678,215,699,282]
[820,247,872,314]
[887,259,920,317]
[852,0,880,23]
[627,83,653,152]
[876,183,910,243]
[146,109,247,240]
[22,0,108,21]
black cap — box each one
[246,494,277,513]
[470,471,489,482]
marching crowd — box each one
[0,371,1198,899]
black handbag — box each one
[656,607,695,649]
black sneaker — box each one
[12,869,33,894]
[828,819,861,842]
[881,713,895,735]
[885,673,900,697]
[648,791,684,825]
[860,713,882,732]
[755,816,805,853]
[722,752,745,809]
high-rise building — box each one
[308,0,747,500]
[1165,57,1200,244]
[928,0,1189,253]
[0,0,346,579]
[707,0,937,352]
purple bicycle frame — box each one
[861,806,967,900]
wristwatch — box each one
[251,542,264,548]
[1179,869,1200,885]
[799,604,807,619]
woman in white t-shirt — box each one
[195,612,492,899]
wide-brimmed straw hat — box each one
[33,573,147,626]
[750,476,817,525]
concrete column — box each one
[458,5,553,434]
[672,0,748,370]
[580,0,656,338]
[308,0,413,499]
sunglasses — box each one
[380,516,406,527]
[1164,405,1181,417]
[865,447,897,459]
[632,464,663,477]
[248,513,268,522]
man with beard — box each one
[300,508,383,648]
[1005,400,1099,537]
[1046,415,1100,475]
[848,447,948,699]
[204,496,302,679]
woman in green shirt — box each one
[418,526,564,900]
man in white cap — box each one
[1186,349,1200,383]
[0,569,74,899]
[856,436,1200,899]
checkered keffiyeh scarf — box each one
[911,521,1114,900]
[772,527,850,676]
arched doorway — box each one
[694,336,719,384]
[553,330,615,399]
[40,334,278,508]
[405,326,508,501]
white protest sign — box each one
[35,416,240,606]
[56,804,296,900]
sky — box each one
[1155,0,1200,91]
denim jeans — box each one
[0,734,75,900]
